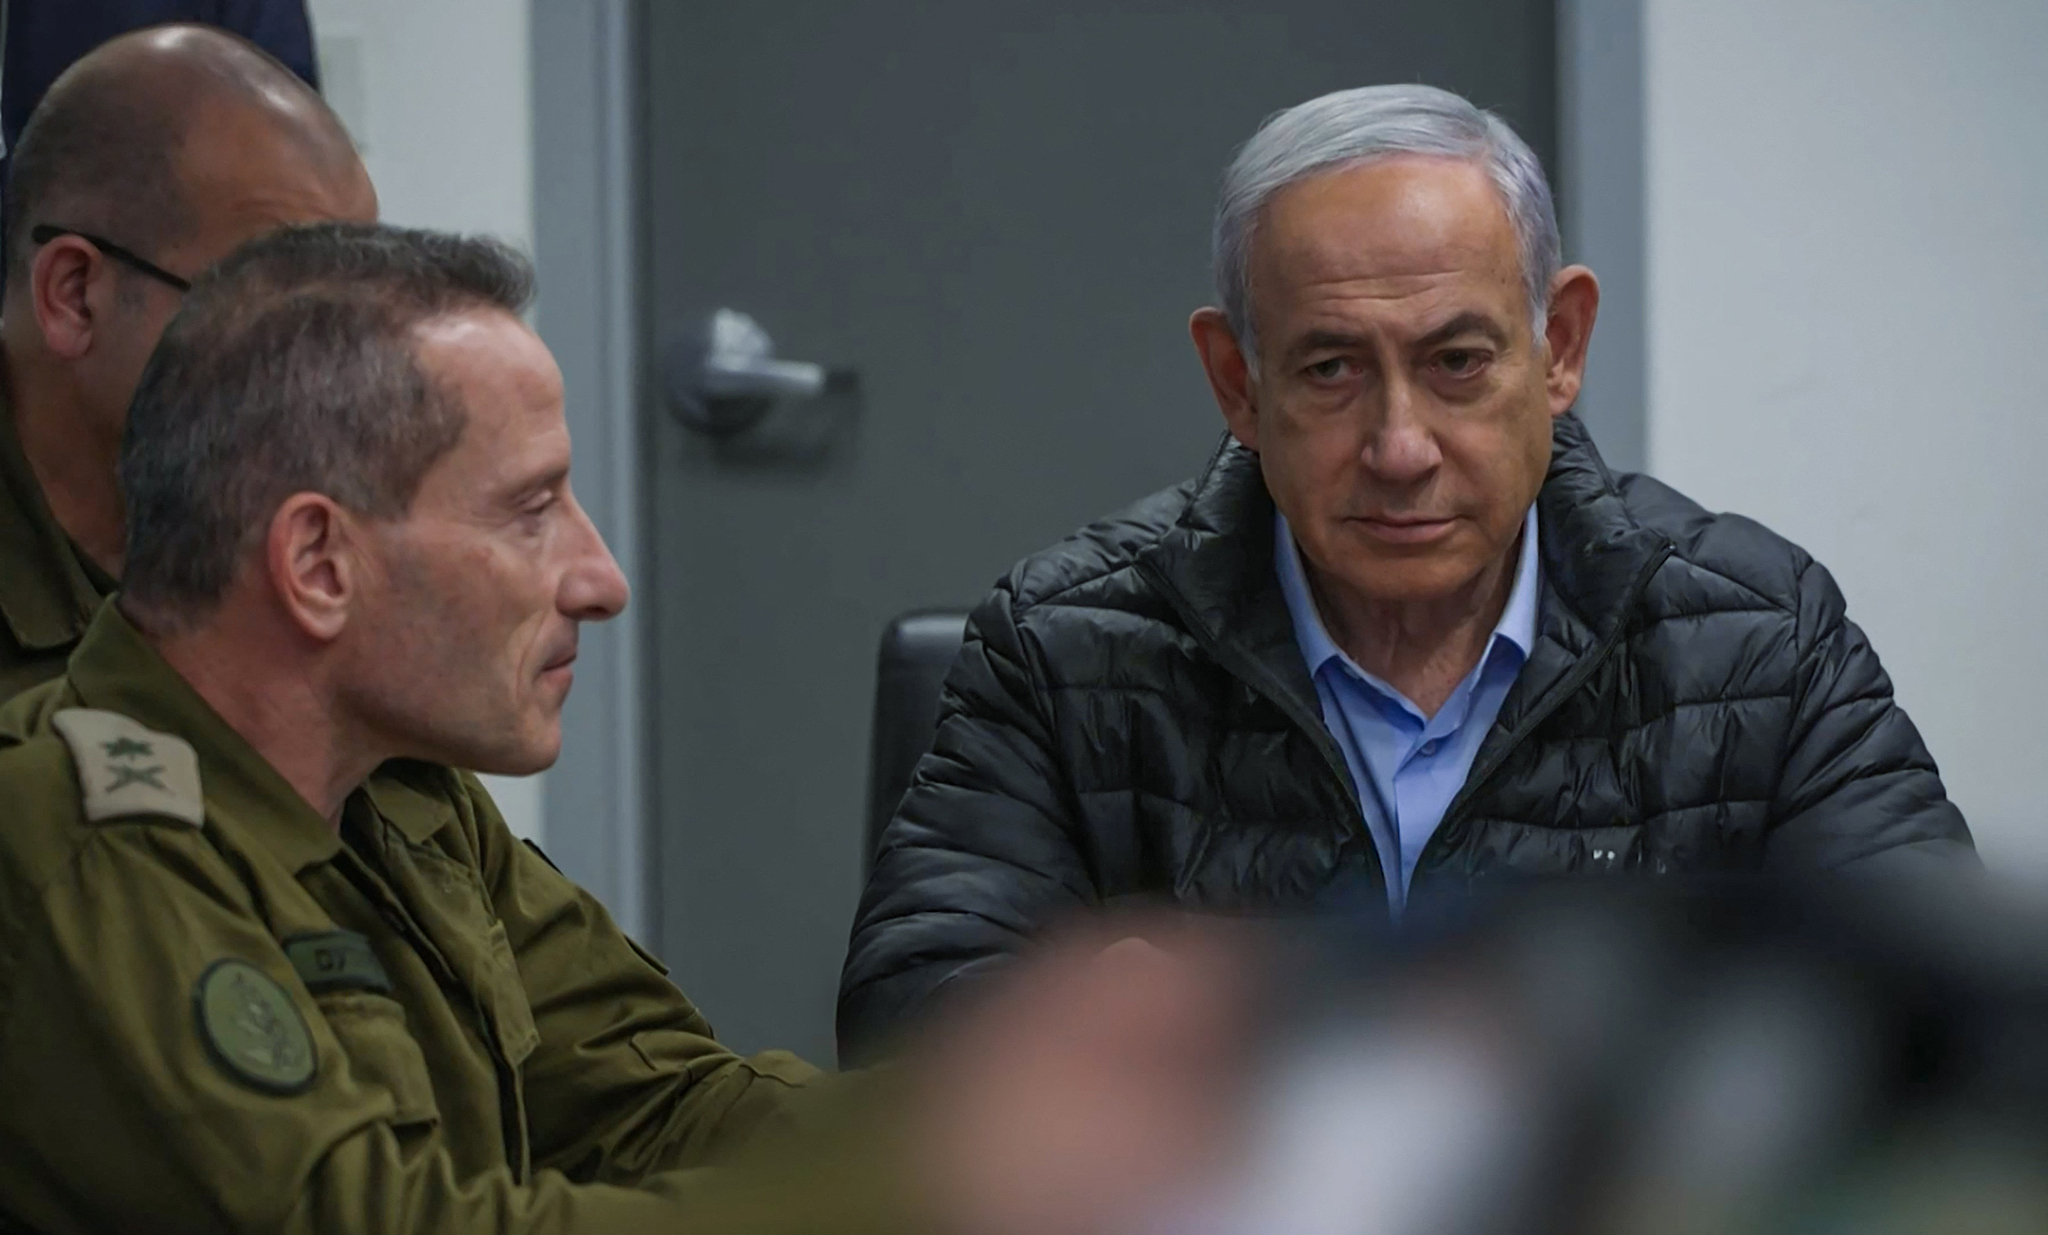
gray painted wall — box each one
[1559,0,1646,474]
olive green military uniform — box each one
[0,604,893,1234]
[0,387,115,703]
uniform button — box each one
[1420,740,1440,757]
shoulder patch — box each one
[194,959,317,1093]
[49,708,204,826]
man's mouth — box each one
[1351,514,1457,545]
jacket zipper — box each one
[1135,561,1390,913]
[1418,542,1677,881]
[1142,536,1675,913]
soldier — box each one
[0,222,834,1232]
[0,24,374,699]
[0,218,1252,1235]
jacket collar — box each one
[1135,435,1314,715]
[65,604,446,871]
[1531,411,1673,650]
[1482,414,1674,760]
[0,379,114,653]
[1136,413,1672,713]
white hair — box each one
[1213,84,1561,366]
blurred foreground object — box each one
[911,924,1257,1235]
[1212,877,2048,1235]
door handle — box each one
[664,308,844,437]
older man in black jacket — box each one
[838,84,1973,1065]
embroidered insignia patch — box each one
[49,708,204,826]
[195,959,316,1093]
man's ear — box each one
[1543,265,1601,417]
[266,493,361,642]
[1190,307,1261,452]
[29,234,111,361]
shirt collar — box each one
[1276,504,1542,680]
[1498,505,1542,661]
[0,382,114,652]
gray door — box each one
[641,0,1557,1065]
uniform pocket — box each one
[316,992,443,1131]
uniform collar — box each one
[64,605,446,870]
[1275,504,1541,686]
[0,377,115,653]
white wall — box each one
[305,0,532,241]
[305,0,545,841]
[1644,0,2048,872]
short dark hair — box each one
[119,222,537,626]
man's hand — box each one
[910,921,1255,1235]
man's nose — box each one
[1360,374,1442,485]
[559,490,631,622]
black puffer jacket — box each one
[839,414,1973,1063]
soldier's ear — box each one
[266,493,356,642]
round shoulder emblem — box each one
[194,959,316,1093]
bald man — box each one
[0,23,376,699]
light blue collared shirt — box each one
[1276,507,1541,912]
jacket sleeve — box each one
[0,774,873,1235]
[1763,557,1976,870]
[837,582,1099,1066]
[461,774,824,1185]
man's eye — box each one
[1436,349,1489,377]
[1304,357,1352,381]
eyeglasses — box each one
[29,224,192,293]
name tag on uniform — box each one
[284,931,394,996]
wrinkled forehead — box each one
[1250,155,1525,315]
[409,311,568,494]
